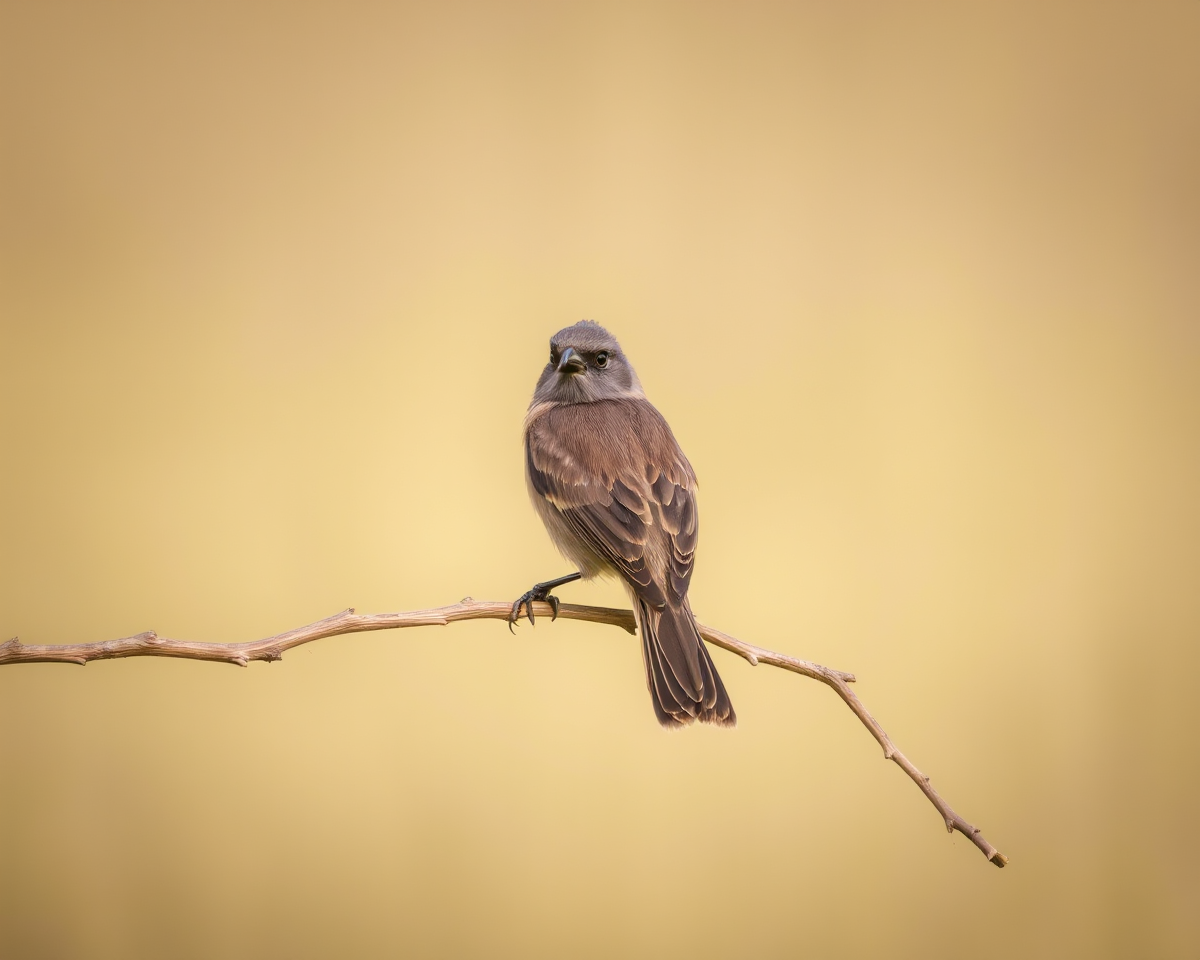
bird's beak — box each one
[557,347,586,374]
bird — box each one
[511,320,736,728]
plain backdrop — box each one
[2,2,1198,958]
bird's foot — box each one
[508,587,559,629]
[507,572,582,632]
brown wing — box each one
[525,397,703,695]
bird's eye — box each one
[595,351,609,368]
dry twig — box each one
[0,599,1007,867]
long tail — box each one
[636,598,736,728]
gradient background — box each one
[2,3,1198,958]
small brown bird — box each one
[511,321,735,728]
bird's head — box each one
[532,321,644,405]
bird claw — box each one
[507,572,581,632]
[507,586,560,630]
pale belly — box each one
[528,482,616,580]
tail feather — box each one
[694,635,736,727]
[641,626,690,728]
[637,599,736,728]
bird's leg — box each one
[508,572,583,631]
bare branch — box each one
[0,598,1007,867]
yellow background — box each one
[2,3,1197,957]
